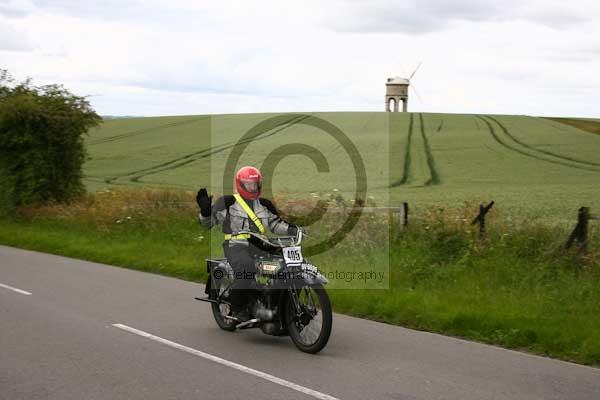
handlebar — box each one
[232,228,304,247]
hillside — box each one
[84,113,600,221]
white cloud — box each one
[0,0,598,117]
[0,17,34,50]
[0,0,36,18]
[324,0,599,33]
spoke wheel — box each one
[286,284,332,353]
[211,270,237,331]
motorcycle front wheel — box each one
[286,284,332,354]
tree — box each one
[0,70,101,208]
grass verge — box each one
[1,189,599,366]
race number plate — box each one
[283,246,303,264]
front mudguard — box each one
[294,262,328,286]
[296,270,328,286]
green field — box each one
[84,112,600,221]
[2,112,600,365]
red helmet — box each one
[235,166,262,200]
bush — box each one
[0,165,16,217]
[0,70,101,207]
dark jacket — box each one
[199,195,292,245]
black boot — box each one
[230,302,251,322]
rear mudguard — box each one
[205,259,233,299]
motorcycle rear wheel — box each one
[210,273,236,332]
[286,284,332,354]
[211,302,237,331]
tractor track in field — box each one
[485,116,600,168]
[390,113,414,187]
[437,119,444,132]
[390,113,440,187]
[476,116,599,173]
[419,113,440,185]
[102,114,311,184]
[83,175,139,188]
[88,116,210,145]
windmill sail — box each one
[409,62,422,81]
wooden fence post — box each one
[566,207,595,251]
[471,201,495,235]
[401,202,409,227]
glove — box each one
[196,188,212,217]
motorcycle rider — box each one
[196,166,299,321]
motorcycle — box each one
[196,230,332,354]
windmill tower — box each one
[385,62,421,112]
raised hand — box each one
[196,188,213,216]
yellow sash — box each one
[224,194,265,240]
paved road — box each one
[1,245,599,400]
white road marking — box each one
[0,282,32,296]
[113,323,339,400]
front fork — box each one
[289,284,302,315]
[288,282,317,323]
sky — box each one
[1,0,599,117]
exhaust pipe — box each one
[236,318,259,329]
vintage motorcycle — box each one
[196,230,332,353]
